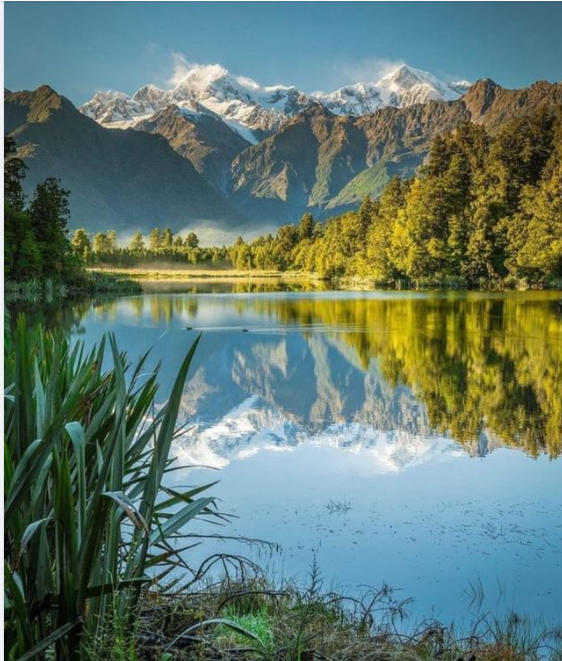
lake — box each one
[33,285,562,624]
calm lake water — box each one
[35,285,562,623]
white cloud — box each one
[168,51,200,87]
[166,51,263,91]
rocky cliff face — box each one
[135,103,251,193]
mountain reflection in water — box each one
[21,287,561,621]
[60,288,562,461]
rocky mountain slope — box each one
[231,78,562,221]
[134,102,251,193]
[4,86,245,232]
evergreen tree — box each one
[28,178,74,279]
[185,232,199,248]
[299,213,315,240]
[162,227,174,249]
[4,136,27,210]
[129,231,145,254]
[72,229,92,261]
[107,230,118,252]
[93,232,112,254]
[509,164,562,281]
[148,228,162,251]
[367,177,406,282]
[358,195,376,239]
[4,204,42,279]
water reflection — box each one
[14,287,562,620]
[26,288,561,460]
[82,292,562,456]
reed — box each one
[4,318,218,660]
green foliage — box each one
[96,229,229,268]
[4,135,27,209]
[72,229,92,261]
[148,227,162,251]
[4,319,217,660]
[4,203,43,279]
[25,107,560,288]
[128,231,146,254]
[93,232,113,254]
[299,213,315,241]
[185,231,199,248]
[201,108,561,287]
[4,140,82,285]
[29,177,78,280]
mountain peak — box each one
[379,64,433,88]
[132,84,165,102]
[5,85,66,125]
[313,63,471,116]
[80,62,473,133]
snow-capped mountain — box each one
[314,64,472,115]
[79,63,471,139]
[80,63,314,141]
[80,85,166,125]
[165,64,313,139]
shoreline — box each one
[87,266,321,281]
[88,267,562,292]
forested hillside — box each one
[236,107,561,285]
[80,107,562,287]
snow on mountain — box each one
[80,86,166,128]
[313,64,471,116]
[80,64,313,140]
[80,63,471,136]
[172,394,464,473]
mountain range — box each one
[5,64,562,233]
[80,64,472,139]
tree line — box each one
[71,226,230,267]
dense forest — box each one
[89,108,562,287]
[4,136,81,283]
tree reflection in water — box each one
[14,288,562,458]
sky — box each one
[5,2,562,105]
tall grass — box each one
[4,318,218,660]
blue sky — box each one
[5,2,562,104]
